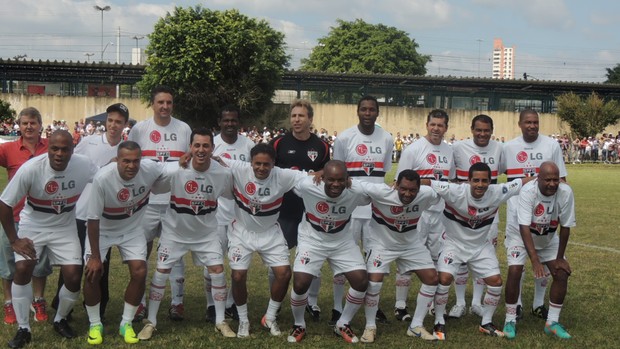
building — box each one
[131,48,145,65]
[492,38,515,79]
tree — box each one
[0,99,16,124]
[556,92,620,138]
[605,64,620,84]
[138,6,289,127]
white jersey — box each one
[333,125,393,218]
[294,177,370,247]
[452,139,502,182]
[74,133,122,220]
[228,160,306,232]
[516,180,576,249]
[163,160,233,243]
[360,182,439,249]
[213,134,254,226]
[397,136,454,212]
[87,160,168,236]
[431,180,523,258]
[501,134,566,181]
[0,153,97,232]
[128,117,192,204]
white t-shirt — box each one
[501,134,566,180]
[452,139,502,182]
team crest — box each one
[362,162,375,175]
[373,255,383,267]
[117,188,130,202]
[469,155,482,165]
[426,153,437,165]
[158,247,170,262]
[124,206,134,216]
[356,144,368,156]
[443,251,454,265]
[185,180,198,194]
[510,247,521,259]
[191,200,205,214]
[307,149,318,162]
[516,151,528,163]
[533,223,550,235]
[249,200,261,215]
[156,150,170,162]
[299,251,311,265]
[230,248,242,263]
[523,167,536,177]
[149,130,161,143]
[433,169,443,180]
[51,199,66,214]
[320,219,335,232]
[45,181,59,195]
[394,219,407,232]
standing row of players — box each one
[0,90,574,348]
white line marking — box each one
[569,242,620,254]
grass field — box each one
[0,164,619,348]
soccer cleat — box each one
[503,321,516,339]
[394,307,412,321]
[205,305,216,323]
[334,323,359,343]
[428,300,435,316]
[470,305,484,317]
[215,322,236,338]
[225,304,239,320]
[169,303,185,321]
[87,324,104,345]
[360,326,376,343]
[407,326,437,340]
[532,305,548,320]
[261,315,282,336]
[479,322,504,337]
[328,309,341,326]
[432,323,446,341]
[448,304,466,318]
[237,321,250,338]
[287,325,306,343]
[8,328,31,349]
[31,298,48,322]
[132,303,147,323]
[544,322,572,339]
[54,318,77,339]
[376,308,389,324]
[4,302,16,325]
[515,305,523,322]
[305,304,321,322]
[137,321,156,340]
[119,323,139,344]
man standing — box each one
[83,141,169,344]
[395,109,454,320]
[503,162,575,339]
[0,107,52,325]
[0,131,97,348]
[128,86,192,321]
[270,99,330,321]
[501,109,566,324]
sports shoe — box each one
[119,323,139,344]
[479,322,504,337]
[168,303,184,321]
[215,322,236,338]
[54,318,77,339]
[328,309,341,326]
[532,305,548,320]
[448,304,466,318]
[8,328,31,349]
[360,326,376,343]
[137,321,156,340]
[515,305,523,322]
[237,321,250,338]
[376,308,389,324]
[334,323,359,343]
[407,326,437,340]
[225,304,239,320]
[544,321,572,339]
[470,305,484,317]
[305,304,321,322]
[87,324,104,345]
[261,315,281,336]
[432,323,446,341]
[31,298,48,322]
[394,307,412,321]
[287,325,306,343]
[428,301,435,316]
[503,321,516,339]
[4,302,16,325]
[205,305,216,323]
[132,303,147,323]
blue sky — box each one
[1,0,618,82]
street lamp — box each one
[477,39,483,78]
[84,52,95,62]
[94,5,111,62]
[132,35,144,49]
[102,42,114,62]
[13,54,27,60]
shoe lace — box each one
[341,324,355,337]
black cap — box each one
[106,103,129,120]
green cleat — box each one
[87,324,103,345]
[544,322,572,339]
[119,323,139,344]
[503,321,516,339]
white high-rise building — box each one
[132,48,145,65]
[492,38,515,79]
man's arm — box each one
[519,224,545,278]
[0,201,35,260]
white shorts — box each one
[419,211,445,261]
[217,224,228,255]
[437,241,500,280]
[84,230,147,263]
[227,222,290,270]
[365,243,435,274]
[293,233,366,276]
[142,204,167,242]
[506,235,560,266]
[349,218,371,247]
[15,228,81,265]
[156,235,223,269]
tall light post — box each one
[477,39,483,78]
[132,35,144,49]
[84,52,95,62]
[102,42,114,62]
[94,5,111,62]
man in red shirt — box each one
[0,107,52,325]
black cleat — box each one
[516,305,523,322]
[225,304,239,321]
[531,305,548,320]
[53,319,77,339]
[8,328,32,349]
[376,308,389,324]
[328,309,341,326]
[305,304,321,322]
[205,305,216,323]
[394,307,412,321]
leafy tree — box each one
[605,64,620,84]
[138,6,289,127]
[556,92,620,138]
[0,99,16,123]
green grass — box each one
[0,164,619,348]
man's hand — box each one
[84,256,103,283]
[179,152,192,169]
[549,259,572,276]
[531,260,548,279]
[11,238,36,260]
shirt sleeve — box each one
[87,176,106,221]
[0,165,31,207]
[332,136,345,161]
[517,186,535,226]
[558,184,576,228]
[395,146,415,178]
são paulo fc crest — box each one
[230,248,242,263]
[158,246,170,262]
[117,188,130,202]
[356,144,368,156]
[51,199,66,214]
[523,167,536,177]
[45,181,59,195]
[299,251,311,265]
[185,180,199,194]
[433,169,443,180]
[307,149,318,162]
[191,200,205,214]
[362,162,375,175]
[373,255,382,267]
[157,150,170,162]
[316,201,329,214]
[320,219,335,232]
[510,247,521,259]
[394,220,407,232]
[469,155,482,165]
[443,251,454,265]
[150,130,162,143]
